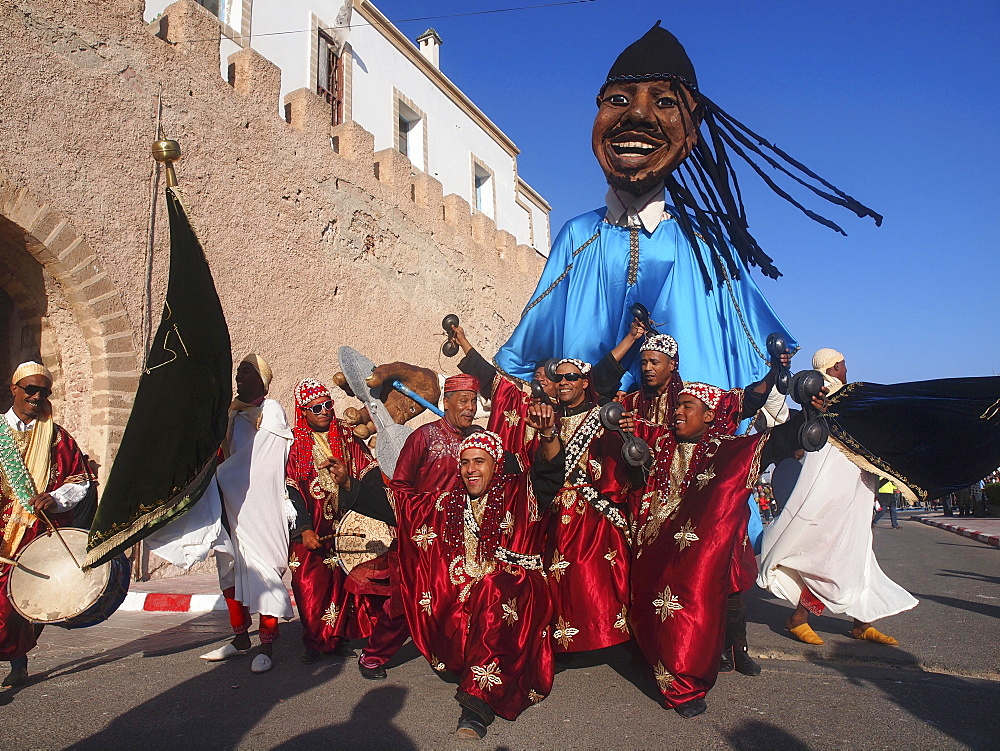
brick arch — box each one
[0,180,140,476]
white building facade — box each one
[145,0,551,253]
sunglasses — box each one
[15,384,52,399]
[552,372,586,383]
[302,400,334,415]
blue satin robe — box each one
[495,208,795,392]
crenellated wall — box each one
[0,0,544,494]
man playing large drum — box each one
[0,361,94,688]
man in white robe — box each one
[757,349,917,646]
[149,354,293,674]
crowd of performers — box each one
[161,332,839,734]
[3,19,999,742]
[1,330,943,737]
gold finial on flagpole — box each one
[151,126,181,187]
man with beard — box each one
[623,383,823,717]
[0,362,94,688]
[392,410,563,739]
[285,378,392,663]
[357,373,482,679]
[545,358,633,657]
[495,22,879,397]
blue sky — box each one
[372,0,999,384]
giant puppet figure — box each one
[495,23,881,391]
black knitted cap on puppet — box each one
[593,22,882,288]
[602,21,698,94]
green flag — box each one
[86,188,231,567]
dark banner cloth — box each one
[828,377,1000,503]
[86,188,231,567]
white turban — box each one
[11,361,52,386]
[811,348,844,373]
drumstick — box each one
[0,554,21,567]
[318,532,367,541]
[37,508,82,569]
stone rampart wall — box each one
[0,0,543,481]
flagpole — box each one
[132,130,182,582]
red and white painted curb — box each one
[120,591,296,613]
[915,517,1000,548]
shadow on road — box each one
[0,612,225,709]
[725,720,812,750]
[935,568,1000,586]
[803,641,1000,749]
[273,685,416,749]
[908,591,1000,619]
[65,620,351,750]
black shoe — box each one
[330,643,357,659]
[456,708,488,739]
[719,647,734,673]
[456,690,496,727]
[359,662,387,680]
[300,648,321,664]
[2,668,28,688]
[733,647,761,676]
[674,697,707,718]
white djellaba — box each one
[755,353,917,623]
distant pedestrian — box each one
[873,479,899,528]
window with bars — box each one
[317,30,344,126]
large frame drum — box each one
[7,528,131,629]
[335,510,393,574]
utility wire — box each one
[174,0,602,43]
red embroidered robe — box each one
[628,418,773,708]
[624,387,758,594]
[545,406,633,653]
[393,471,554,720]
[0,424,92,659]
[286,421,379,647]
[391,418,464,495]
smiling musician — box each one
[1,362,93,688]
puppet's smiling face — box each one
[592,80,700,195]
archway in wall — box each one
[0,183,141,481]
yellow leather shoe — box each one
[852,626,898,646]
[787,623,824,645]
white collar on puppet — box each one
[604,185,670,233]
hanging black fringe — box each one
[655,87,882,290]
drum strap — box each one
[0,419,45,559]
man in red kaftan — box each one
[1,362,94,687]
[625,382,814,718]
[393,417,563,739]
[285,378,389,662]
[545,358,634,654]
[357,373,482,679]
[451,324,558,462]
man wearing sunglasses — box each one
[1,361,93,688]
[543,358,634,659]
[285,378,392,664]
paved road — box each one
[2,513,996,750]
